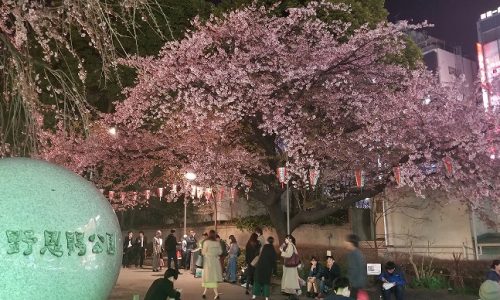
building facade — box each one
[477,8,500,111]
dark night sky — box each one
[385,0,500,59]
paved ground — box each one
[109,267,479,300]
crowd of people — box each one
[125,229,500,300]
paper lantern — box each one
[355,169,364,188]
[443,157,453,176]
[309,169,320,188]
[393,166,401,186]
[276,167,287,188]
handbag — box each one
[284,244,301,267]
[250,255,259,267]
[195,254,204,267]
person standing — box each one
[135,231,147,268]
[185,230,197,270]
[245,233,260,295]
[255,227,265,248]
[201,230,223,299]
[122,231,134,268]
[217,234,228,273]
[152,230,163,272]
[225,235,239,284]
[181,234,188,269]
[252,236,277,300]
[486,259,500,283]
[345,234,367,299]
[280,235,301,300]
[165,229,179,271]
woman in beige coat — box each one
[202,230,223,299]
[152,230,163,272]
[280,235,300,300]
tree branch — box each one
[290,183,385,230]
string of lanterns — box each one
[276,156,454,190]
[103,157,455,210]
[99,185,239,211]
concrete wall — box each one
[426,48,478,86]
[191,197,268,223]
[122,222,351,250]
[382,189,476,259]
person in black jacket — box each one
[318,255,341,297]
[144,268,181,300]
[245,232,260,295]
[252,236,277,300]
[122,231,134,268]
[165,229,179,271]
[307,256,323,298]
[135,231,147,268]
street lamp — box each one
[184,172,197,181]
[184,172,196,235]
[108,127,117,136]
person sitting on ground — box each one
[479,279,500,300]
[144,268,181,300]
[379,261,405,300]
[317,255,341,298]
[324,277,353,300]
[306,256,323,298]
[486,259,500,283]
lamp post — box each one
[184,172,197,236]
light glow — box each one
[184,172,197,181]
[108,127,117,136]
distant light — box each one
[108,127,117,136]
[490,154,496,160]
[184,172,197,181]
[423,96,431,105]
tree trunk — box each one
[254,183,386,244]
[265,195,287,242]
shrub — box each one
[234,215,273,232]
[410,275,448,290]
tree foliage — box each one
[40,2,499,239]
[0,0,216,156]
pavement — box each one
[109,266,260,300]
[109,267,479,300]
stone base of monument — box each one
[0,158,122,299]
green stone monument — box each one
[0,158,122,299]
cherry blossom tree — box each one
[0,0,177,156]
[41,1,499,239]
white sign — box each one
[367,263,382,275]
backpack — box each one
[236,247,241,257]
